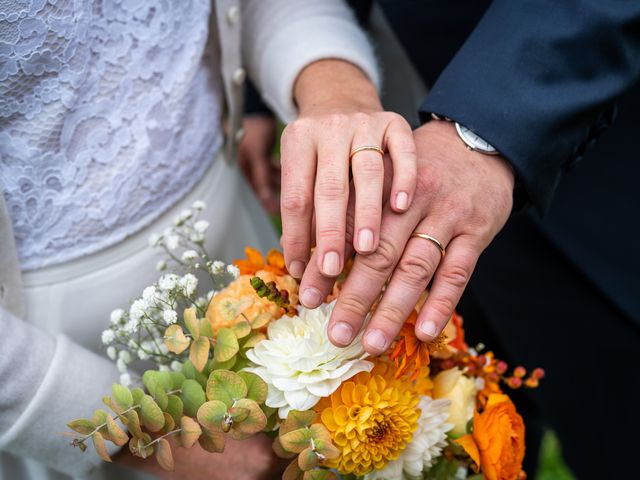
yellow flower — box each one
[316,362,420,476]
[206,271,298,335]
[432,367,478,437]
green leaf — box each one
[249,312,272,330]
[231,319,251,339]
[229,398,267,439]
[297,447,319,471]
[206,370,247,407]
[210,355,237,371]
[106,415,129,446]
[214,328,239,363]
[303,470,337,480]
[92,432,112,462]
[91,409,109,427]
[280,410,317,436]
[215,297,254,322]
[67,419,96,435]
[181,379,206,417]
[273,437,297,459]
[131,387,145,406]
[283,459,304,480]
[125,410,144,438]
[199,317,214,338]
[189,336,211,372]
[112,384,133,410]
[198,428,226,453]
[164,324,191,354]
[180,416,202,448]
[184,307,200,339]
[309,424,332,444]
[197,400,228,433]
[279,427,312,454]
[238,371,268,404]
[156,438,174,471]
[229,407,250,423]
[139,395,165,432]
[241,332,267,351]
[161,412,176,434]
[129,433,153,459]
[181,360,208,388]
[166,395,184,424]
[312,438,340,460]
[169,371,186,390]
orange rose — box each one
[456,394,525,480]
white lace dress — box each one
[0,0,224,271]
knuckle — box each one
[429,296,456,321]
[316,177,348,199]
[281,189,311,215]
[337,293,371,319]
[397,251,438,285]
[365,237,399,272]
[375,303,407,329]
[281,235,308,253]
[326,113,350,129]
[440,265,470,290]
[317,225,345,240]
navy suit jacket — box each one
[377,0,640,326]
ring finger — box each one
[362,220,453,354]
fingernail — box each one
[300,287,322,308]
[322,251,341,276]
[396,191,409,211]
[357,229,374,253]
[289,260,304,278]
[418,320,438,339]
[364,329,388,352]
[331,322,354,345]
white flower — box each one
[190,232,205,243]
[226,264,240,279]
[120,373,132,387]
[194,220,210,233]
[107,346,117,360]
[138,348,150,360]
[116,358,128,373]
[156,260,167,271]
[171,361,183,371]
[129,299,147,322]
[142,286,158,302]
[118,350,132,363]
[148,233,161,247]
[244,302,373,418]
[181,250,198,262]
[180,273,198,296]
[159,274,179,291]
[110,308,125,325]
[159,365,170,372]
[192,200,206,210]
[165,234,180,250]
[123,319,140,334]
[163,309,178,325]
[210,261,225,274]
[101,329,115,345]
[364,396,452,480]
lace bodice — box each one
[0,0,223,270]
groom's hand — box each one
[280,59,416,281]
[299,120,515,354]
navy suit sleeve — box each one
[421,0,640,213]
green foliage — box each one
[206,370,247,407]
[181,379,207,417]
[214,328,239,362]
[112,384,133,409]
[536,431,575,480]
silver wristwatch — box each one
[431,113,500,156]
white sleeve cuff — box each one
[255,16,380,122]
[0,335,124,476]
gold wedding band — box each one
[349,145,385,160]
[411,232,446,259]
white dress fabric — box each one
[0,0,224,270]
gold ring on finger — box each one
[349,145,385,161]
[410,232,446,259]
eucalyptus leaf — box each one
[164,324,190,354]
[197,400,228,433]
[189,336,211,372]
[112,384,133,410]
[214,328,239,363]
[166,395,184,424]
[67,419,96,435]
[156,438,174,471]
[206,370,247,407]
[180,416,202,448]
[238,371,268,404]
[181,379,206,417]
[139,394,165,432]
[184,307,200,339]
[106,415,129,446]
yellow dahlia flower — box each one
[316,362,421,476]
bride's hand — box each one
[114,433,284,480]
[280,59,416,282]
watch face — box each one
[456,123,498,154]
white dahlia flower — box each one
[365,396,453,480]
[244,301,373,418]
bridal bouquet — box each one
[67,202,543,480]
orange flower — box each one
[456,394,526,480]
[234,247,288,276]
[206,271,298,335]
[389,310,431,381]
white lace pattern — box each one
[0,0,223,270]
